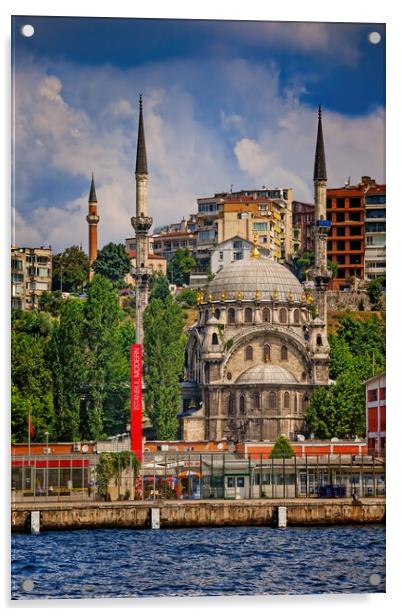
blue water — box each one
[11,525,385,599]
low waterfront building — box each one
[11,246,52,310]
[364,371,386,457]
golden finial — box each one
[236,290,243,301]
[196,291,201,305]
[306,293,314,305]
[208,292,213,302]
[273,289,279,302]
[250,231,261,259]
[221,290,226,301]
[301,290,306,302]
[255,289,260,301]
[288,291,293,302]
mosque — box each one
[180,107,332,443]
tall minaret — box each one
[86,173,100,281]
[309,105,331,384]
[131,95,153,345]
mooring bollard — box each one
[151,508,160,529]
[277,506,287,528]
[31,511,40,534]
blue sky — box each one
[12,16,386,252]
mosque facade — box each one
[180,108,332,443]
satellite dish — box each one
[217,442,224,450]
[82,444,89,453]
[155,455,163,463]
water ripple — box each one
[11,525,385,599]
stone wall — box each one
[326,291,385,311]
[11,498,385,532]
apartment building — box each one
[364,184,386,281]
[11,246,52,310]
[292,201,315,255]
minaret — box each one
[86,174,100,281]
[131,95,153,345]
[309,105,331,384]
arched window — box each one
[293,309,300,324]
[262,307,271,322]
[245,345,253,361]
[268,391,277,409]
[263,344,271,362]
[212,333,219,345]
[294,393,298,413]
[279,308,287,324]
[302,394,309,410]
[284,391,290,408]
[228,395,234,416]
[317,335,323,346]
[253,392,261,409]
[239,395,245,414]
[280,345,288,361]
[245,307,253,323]
[214,308,221,320]
[228,307,236,324]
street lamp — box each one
[45,431,49,497]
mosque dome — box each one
[236,364,298,385]
[208,258,303,302]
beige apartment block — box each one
[11,246,52,310]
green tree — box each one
[92,242,131,288]
[305,386,338,439]
[38,290,64,316]
[84,275,131,440]
[143,296,186,440]
[175,288,197,307]
[270,436,295,458]
[11,313,56,442]
[167,249,197,286]
[149,273,170,301]
[52,245,89,293]
[49,299,88,441]
[366,277,385,310]
[327,260,338,278]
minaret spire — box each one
[131,95,153,345]
[86,173,100,282]
[314,104,327,182]
[135,94,148,176]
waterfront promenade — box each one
[11,497,385,532]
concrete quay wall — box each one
[11,498,385,533]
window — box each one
[214,308,221,319]
[327,241,333,251]
[317,335,323,346]
[366,194,386,204]
[244,307,253,323]
[365,222,386,233]
[336,213,345,222]
[337,241,345,251]
[380,387,386,400]
[337,255,345,265]
[228,396,234,415]
[233,240,243,249]
[294,393,298,412]
[349,211,361,221]
[366,209,386,219]
[38,268,49,277]
[11,273,23,282]
[204,310,209,324]
[11,259,23,270]
[350,226,363,236]
[262,236,268,243]
[228,308,236,324]
[253,392,261,409]
[253,222,268,231]
[212,333,219,345]
[233,252,243,261]
[350,255,361,265]
[284,392,290,409]
[239,395,245,414]
[245,345,253,361]
[219,251,224,261]
[368,389,378,402]
[281,345,288,360]
[349,197,361,208]
[279,308,287,324]
[350,240,361,251]
[262,307,270,322]
[336,227,344,237]
[293,309,300,324]
[336,198,345,209]
[263,344,271,362]
[268,391,277,409]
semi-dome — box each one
[236,364,298,385]
[208,258,303,302]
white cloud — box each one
[12,56,385,253]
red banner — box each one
[130,344,143,462]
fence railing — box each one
[11,452,385,503]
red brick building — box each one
[326,177,376,290]
[365,372,386,457]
